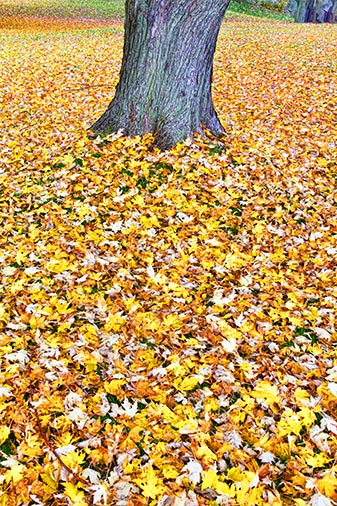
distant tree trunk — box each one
[304,0,315,20]
[285,0,297,16]
[285,0,297,14]
[292,0,337,21]
[90,0,230,149]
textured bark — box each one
[290,0,337,21]
[90,0,230,149]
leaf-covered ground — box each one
[0,14,337,506]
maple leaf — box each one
[46,258,77,273]
[135,465,166,499]
[201,468,236,497]
[252,380,280,407]
[63,483,87,506]
[196,443,218,464]
[0,304,9,322]
[162,314,184,330]
[40,463,59,491]
[121,397,138,417]
[105,312,126,332]
[201,467,218,490]
[306,453,331,469]
[317,473,337,500]
[176,375,202,391]
[0,426,10,445]
[181,460,203,484]
[90,483,108,504]
[311,494,332,506]
[4,462,25,484]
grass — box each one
[0,0,125,18]
[228,0,292,21]
[0,0,292,21]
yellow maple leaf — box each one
[76,204,93,218]
[40,463,58,491]
[288,316,304,326]
[19,433,43,458]
[317,472,337,500]
[105,313,126,332]
[276,409,302,437]
[201,468,236,497]
[174,418,199,433]
[294,388,310,406]
[216,481,236,497]
[135,465,166,499]
[54,300,72,315]
[316,157,329,167]
[177,376,201,391]
[253,222,265,236]
[251,380,280,407]
[0,304,9,322]
[227,467,245,482]
[15,250,29,265]
[0,495,11,506]
[0,426,10,445]
[46,258,76,273]
[123,458,142,474]
[123,298,141,312]
[196,443,218,464]
[306,453,331,468]
[201,468,218,490]
[10,278,26,294]
[86,229,102,243]
[218,321,242,339]
[162,465,180,479]
[225,251,249,270]
[29,315,46,330]
[163,314,184,330]
[62,450,86,470]
[63,483,87,506]
[298,406,316,429]
[204,397,220,412]
[5,463,25,484]
[104,379,126,396]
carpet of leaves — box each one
[0,15,337,506]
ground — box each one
[0,2,337,506]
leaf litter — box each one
[0,15,337,506]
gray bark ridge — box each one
[91,0,230,149]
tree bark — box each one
[291,0,337,21]
[90,0,230,149]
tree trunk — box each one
[292,0,337,21]
[90,0,230,149]
[286,0,297,15]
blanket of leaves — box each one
[0,13,337,506]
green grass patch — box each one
[227,0,292,21]
[0,0,125,18]
[0,0,292,21]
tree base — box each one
[90,106,226,151]
[89,0,230,150]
